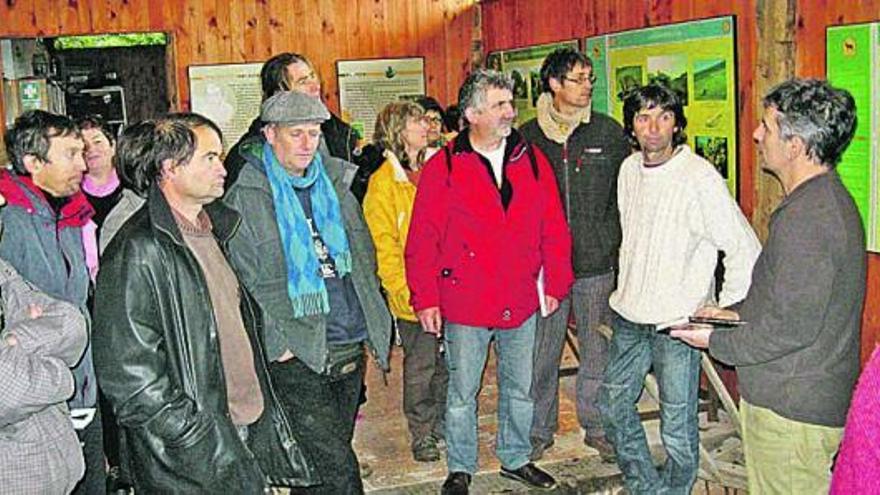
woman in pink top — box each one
[830,345,880,494]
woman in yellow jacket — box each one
[363,101,445,463]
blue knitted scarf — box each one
[261,142,352,317]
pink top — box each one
[81,171,120,197]
[830,345,880,493]
[81,171,120,281]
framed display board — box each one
[189,62,263,151]
[827,22,880,252]
[586,16,739,196]
[485,40,579,125]
[336,57,425,143]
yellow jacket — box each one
[363,150,434,321]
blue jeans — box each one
[598,313,701,495]
[444,315,537,474]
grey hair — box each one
[763,78,856,168]
[458,69,514,120]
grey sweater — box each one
[709,171,865,427]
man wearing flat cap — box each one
[224,91,392,494]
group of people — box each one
[0,44,875,495]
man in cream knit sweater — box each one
[598,84,760,495]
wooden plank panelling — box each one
[483,0,878,363]
[0,0,477,114]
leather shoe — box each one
[500,462,557,489]
[441,472,471,495]
[529,437,555,461]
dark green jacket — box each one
[223,136,392,373]
[520,113,631,278]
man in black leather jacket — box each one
[92,115,317,493]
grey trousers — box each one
[398,319,448,443]
[530,271,615,444]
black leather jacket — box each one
[93,186,317,493]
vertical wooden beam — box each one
[752,0,796,241]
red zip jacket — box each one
[405,129,573,329]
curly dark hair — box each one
[5,110,80,175]
[76,114,117,145]
[114,120,196,197]
[622,83,688,149]
[539,47,592,95]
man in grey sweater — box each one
[673,78,865,494]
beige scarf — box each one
[535,92,592,144]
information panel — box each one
[337,57,425,143]
[586,17,738,196]
[827,22,879,252]
[189,62,263,152]
[486,40,579,125]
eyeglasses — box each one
[423,116,443,125]
[563,74,597,85]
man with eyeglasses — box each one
[519,47,631,463]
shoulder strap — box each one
[526,144,538,180]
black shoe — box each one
[441,472,471,495]
[500,462,557,489]
[106,466,133,495]
[584,435,617,463]
[529,437,555,461]
[412,435,441,462]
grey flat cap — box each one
[261,91,331,125]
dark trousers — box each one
[72,408,107,495]
[270,353,366,495]
[397,319,448,443]
[530,272,615,444]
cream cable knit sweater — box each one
[610,145,761,324]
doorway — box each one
[1,32,175,142]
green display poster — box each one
[827,22,879,253]
[586,17,738,196]
[486,40,579,125]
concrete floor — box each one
[353,335,746,494]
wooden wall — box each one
[0,0,477,114]
[483,0,879,363]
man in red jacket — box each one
[405,69,573,495]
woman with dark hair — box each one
[78,116,122,229]
[363,101,446,463]
[76,115,129,494]
[414,96,448,148]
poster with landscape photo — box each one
[694,59,728,101]
[585,16,738,196]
